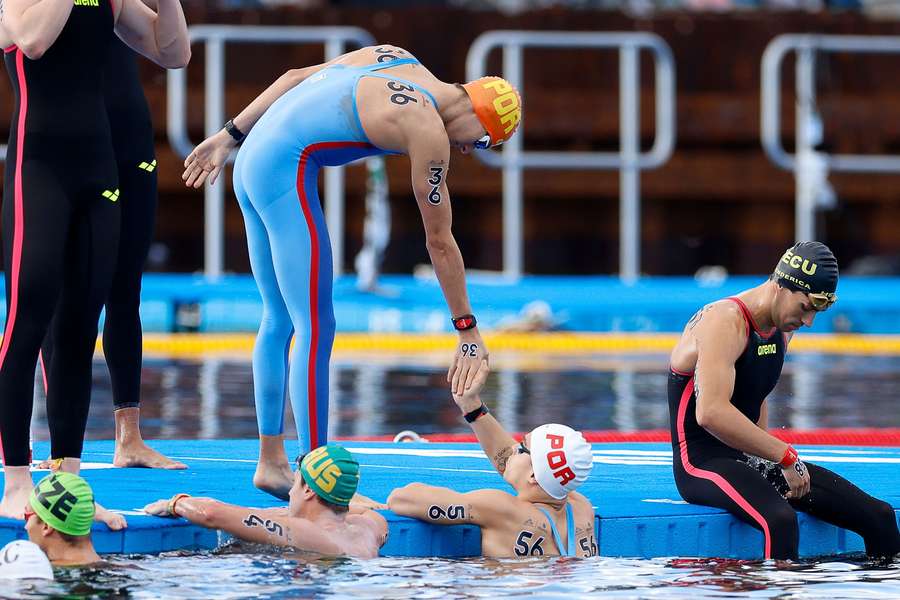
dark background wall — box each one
[3,7,899,275]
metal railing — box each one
[761,34,900,242]
[466,31,676,281]
[167,25,375,278]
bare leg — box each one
[253,434,293,500]
[58,457,81,474]
[0,466,33,519]
[112,407,186,469]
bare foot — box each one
[113,407,186,469]
[0,468,33,519]
[253,463,293,500]
[94,503,127,530]
[114,442,187,470]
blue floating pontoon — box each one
[2,440,897,559]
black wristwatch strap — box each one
[463,403,489,423]
[224,119,246,144]
[452,314,477,331]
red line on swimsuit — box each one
[295,141,371,449]
[675,377,774,558]
[0,50,29,464]
[727,297,777,340]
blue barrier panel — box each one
[0,440,895,559]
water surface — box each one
[3,548,899,599]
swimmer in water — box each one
[388,360,598,558]
[144,444,387,559]
[25,473,104,566]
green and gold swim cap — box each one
[29,472,94,537]
[299,445,359,507]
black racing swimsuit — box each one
[42,36,158,412]
[667,297,900,560]
[1,2,119,465]
[670,297,786,462]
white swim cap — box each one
[0,540,53,580]
[529,424,593,500]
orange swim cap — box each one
[462,77,522,147]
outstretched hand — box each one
[94,503,127,530]
[451,359,490,411]
[143,498,172,517]
[182,130,235,188]
[447,331,489,397]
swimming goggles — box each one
[517,440,530,455]
[474,133,507,150]
[808,292,837,311]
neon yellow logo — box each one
[138,159,157,173]
[73,0,100,6]
[303,447,342,493]
[779,249,818,276]
[102,189,120,202]
[758,343,777,356]
[483,79,521,135]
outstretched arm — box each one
[1,0,73,59]
[113,0,189,68]
[182,62,331,188]
[405,117,489,396]
[449,359,517,475]
[388,484,503,526]
[144,495,330,549]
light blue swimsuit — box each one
[536,503,578,557]
[232,57,437,452]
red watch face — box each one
[454,317,474,330]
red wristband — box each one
[779,445,798,468]
[168,493,190,516]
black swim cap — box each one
[772,241,839,294]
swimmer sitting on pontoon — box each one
[387,360,597,558]
[144,444,387,559]
[668,241,900,561]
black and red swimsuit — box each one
[1,2,120,465]
[667,298,899,560]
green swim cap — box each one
[299,445,359,507]
[773,241,839,295]
[29,473,94,537]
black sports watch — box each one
[224,119,246,144]
[463,403,489,423]
[451,314,477,331]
